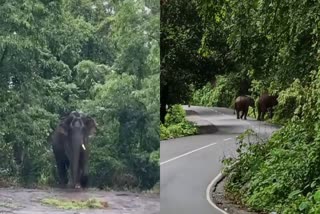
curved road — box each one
[160,106,278,214]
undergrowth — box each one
[41,198,108,210]
[160,105,198,140]
[223,70,320,214]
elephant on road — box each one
[257,94,278,121]
[234,96,255,120]
[51,111,97,189]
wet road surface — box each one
[0,187,159,214]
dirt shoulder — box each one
[212,177,260,214]
[0,187,159,214]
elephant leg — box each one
[70,151,81,188]
[79,150,89,188]
[268,108,274,118]
[261,111,266,121]
[236,110,240,119]
[240,110,245,119]
[56,160,68,186]
[244,107,249,120]
[80,169,89,188]
[258,104,265,121]
[53,147,69,186]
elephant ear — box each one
[84,116,97,136]
[57,115,74,135]
[57,125,68,135]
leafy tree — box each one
[160,0,221,123]
[0,0,159,190]
[189,0,320,212]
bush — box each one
[223,70,320,213]
[160,105,198,140]
[79,73,159,190]
[191,74,250,108]
[272,79,306,124]
[0,0,160,190]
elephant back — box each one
[258,94,278,108]
[235,95,253,103]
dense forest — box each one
[161,0,320,212]
[0,0,159,190]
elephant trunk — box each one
[71,132,83,188]
[80,151,89,188]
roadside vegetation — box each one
[161,0,320,212]
[0,0,159,190]
[41,198,108,210]
[191,75,235,108]
[224,72,320,213]
[160,105,197,140]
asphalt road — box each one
[160,106,279,214]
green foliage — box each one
[197,0,320,90]
[224,70,320,213]
[80,72,159,189]
[272,79,306,124]
[193,0,320,122]
[41,198,108,209]
[160,105,198,140]
[163,0,320,211]
[191,75,236,107]
[0,0,159,190]
[160,0,220,117]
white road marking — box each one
[223,138,232,141]
[206,173,229,214]
[160,142,217,166]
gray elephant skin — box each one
[257,94,278,121]
[51,111,97,189]
[234,96,255,120]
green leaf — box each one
[314,190,320,202]
[299,202,310,211]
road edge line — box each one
[206,172,229,214]
[160,142,217,165]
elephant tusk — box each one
[82,144,86,150]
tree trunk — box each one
[160,84,169,124]
[160,102,167,124]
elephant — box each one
[257,94,278,121]
[51,111,97,189]
[234,96,255,120]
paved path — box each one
[160,106,278,214]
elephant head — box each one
[56,111,97,188]
[271,95,279,106]
[267,95,278,118]
[257,94,279,121]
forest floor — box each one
[0,187,159,214]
